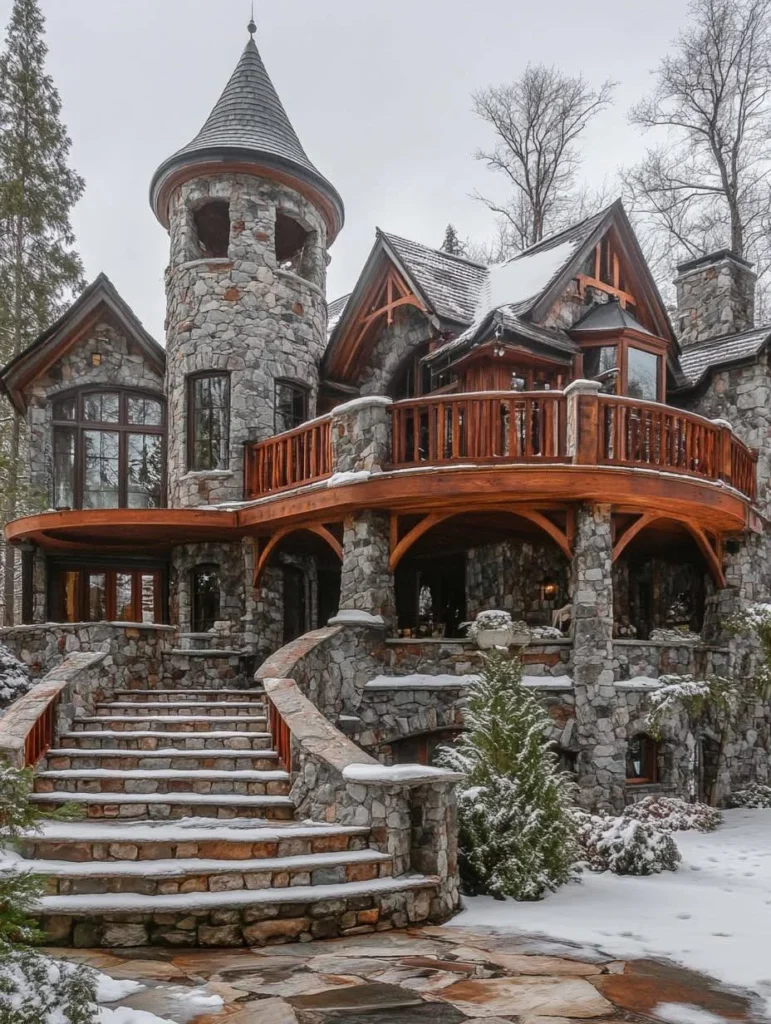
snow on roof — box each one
[677,324,771,387]
[327,293,351,338]
[477,240,579,322]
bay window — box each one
[51,388,165,510]
[188,373,230,470]
[627,347,661,401]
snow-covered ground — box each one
[456,808,771,1014]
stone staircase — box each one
[21,683,439,947]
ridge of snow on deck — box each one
[364,673,573,690]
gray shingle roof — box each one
[327,293,351,339]
[151,35,343,235]
[677,325,771,387]
[381,233,488,325]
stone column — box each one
[330,396,392,475]
[337,511,395,628]
[570,502,624,810]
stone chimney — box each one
[674,250,756,347]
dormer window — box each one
[51,388,165,510]
[194,200,230,259]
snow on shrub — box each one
[622,795,722,833]
[576,811,681,875]
[0,950,97,1024]
[462,609,514,643]
[727,783,771,808]
[0,645,30,712]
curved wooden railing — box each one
[243,389,757,504]
[391,391,567,465]
[245,416,332,499]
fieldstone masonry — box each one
[675,251,756,346]
[339,511,395,626]
[164,173,328,507]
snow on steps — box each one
[44,748,279,771]
[72,715,268,732]
[58,730,273,750]
[30,790,296,821]
[112,688,265,702]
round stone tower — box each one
[150,20,344,509]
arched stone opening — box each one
[193,199,230,259]
[275,209,320,285]
[253,526,342,650]
[613,516,715,639]
[392,510,571,639]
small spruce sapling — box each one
[437,649,577,900]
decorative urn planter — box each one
[467,612,531,650]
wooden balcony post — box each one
[713,418,734,487]
[564,379,602,466]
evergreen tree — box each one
[437,650,577,900]
[440,223,465,256]
[0,0,85,625]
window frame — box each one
[626,733,659,785]
[187,371,231,471]
[191,563,221,633]
[51,386,166,511]
[49,561,167,624]
[578,336,666,402]
[274,378,309,434]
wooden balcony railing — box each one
[245,416,332,499]
[595,395,757,499]
[391,391,567,465]
[243,388,757,504]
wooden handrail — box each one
[390,391,567,465]
[267,695,292,774]
[245,416,332,499]
[24,695,58,767]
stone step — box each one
[44,749,280,771]
[58,731,274,751]
[95,702,266,716]
[29,790,295,821]
[36,875,440,947]
[35,848,392,896]
[21,820,372,863]
[72,716,268,733]
[34,768,290,797]
[113,689,264,703]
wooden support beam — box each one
[254,524,343,586]
[389,512,455,571]
[684,521,727,589]
[612,512,660,563]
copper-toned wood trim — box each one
[612,512,660,562]
[253,523,343,585]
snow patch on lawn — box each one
[454,808,771,1013]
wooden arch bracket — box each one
[612,513,726,588]
[253,524,343,586]
[388,508,573,572]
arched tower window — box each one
[194,200,230,259]
[275,211,315,281]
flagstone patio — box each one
[50,923,757,1023]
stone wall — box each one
[339,512,395,625]
[164,173,329,507]
[467,539,569,626]
[22,319,164,510]
[357,306,433,397]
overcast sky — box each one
[1,0,693,342]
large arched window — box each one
[52,388,165,510]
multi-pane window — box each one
[188,373,230,470]
[54,566,164,623]
[627,347,661,401]
[274,379,308,433]
[51,389,165,510]
[191,564,220,633]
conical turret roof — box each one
[151,31,344,239]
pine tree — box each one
[437,650,577,900]
[0,0,85,625]
[440,223,465,256]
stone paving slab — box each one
[51,925,756,1023]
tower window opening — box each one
[275,211,312,276]
[194,200,230,259]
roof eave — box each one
[150,148,345,241]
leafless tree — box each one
[472,65,616,256]
[624,0,771,293]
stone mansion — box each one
[0,22,770,946]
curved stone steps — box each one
[95,701,266,716]
[72,715,268,733]
[30,790,295,821]
[58,730,273,750]
[112,688,265,703]
[44,749,280,771]
[34,767,290,797]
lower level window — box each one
[192,565,220,633]
[626,734,658,784]
[55,568,164,623]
